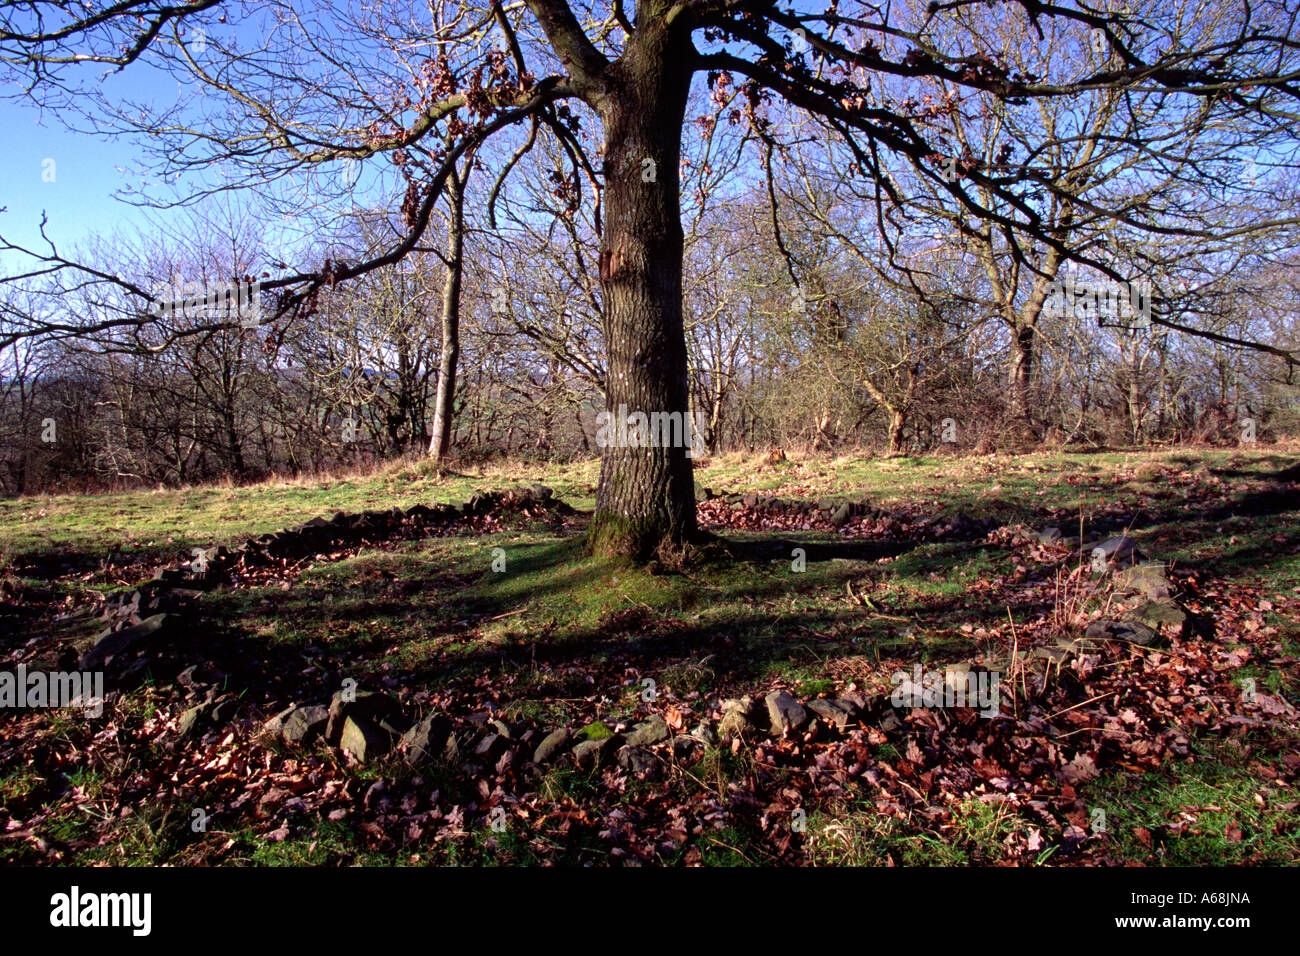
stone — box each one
[177,662,225,691]
[837,692,867,715]
[473,733,509,762]
[718,709,752,740]
[325,689,407,744]
[177,704,208,740]
[616,745,660,779]
[765,691,808,736]
[572,735,622,770]
[532,728,571,765]
[1129,600,1192,637]
[262,704,296,737]
[1085,619,1163,647]
[210,695,239,725]
[1115,563,1174,602]
[806,698,854,731]
[80,613,171,670]
[690,721,719,746]
[623,715,670,747]
[672,735,703,761]
[1090,536,1138,569]
[400,713,451,765]
[340,716,390,763]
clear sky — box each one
[0,35,208,279]
[0,95,153,256]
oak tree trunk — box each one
[1007,322,1037,440]
[587,25,697,559]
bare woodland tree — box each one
[3,0,1300,557]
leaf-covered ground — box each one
[1,446,1298,865]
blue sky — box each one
[0,95,151,255]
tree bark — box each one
[587,23,697,559]
[427,169,464,462]
[887,408,906,456]
[1007,322,1037,439]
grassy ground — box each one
[2,444,1298,866]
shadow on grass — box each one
[192,528,1056,713]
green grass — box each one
[3,446,1291,566]
[1079,738,1300,865]
[3,444,1298,866]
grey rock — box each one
[1114,563,1174,602]
[325,689,407,744]
[765,690,808,736]
[400,713,451,765]
[837,693,867,715]
[672,735,704,761]
[262,704,296,737]
[532,728,571,764]
[624,715,670,747]
[806,698,855,731]
[1090,536,1138,569]
[1129,600,1192,637]
[616,745,660,779]
[572,735,622,770]
[177,704,208,740]
[340,716,390,763]
[1085,619,1163,647]
[473,733,509,762]
[80,613,170,670]
[281,705,329,745]
[689,721,719,746]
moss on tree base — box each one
[587,509,699,562]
